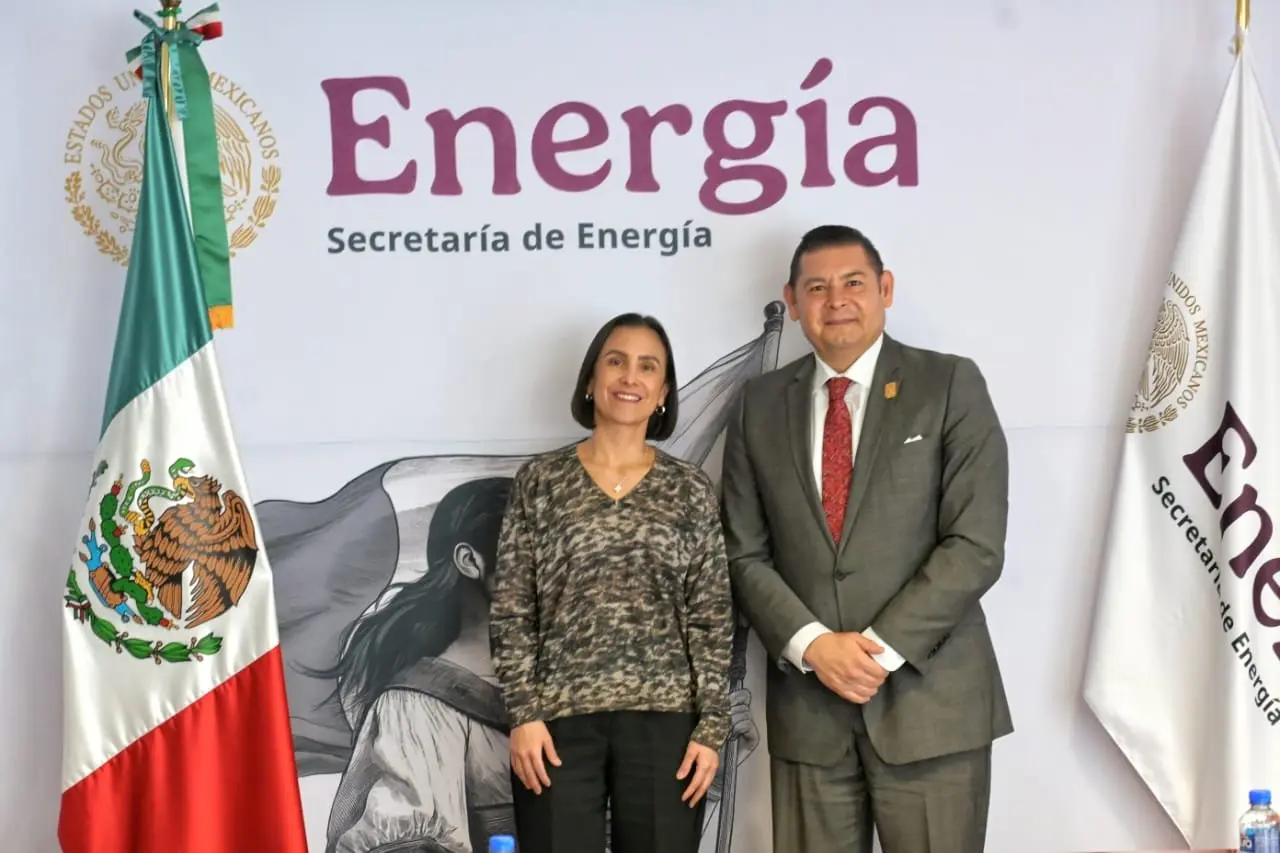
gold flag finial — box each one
[1233,0,1251,55]
[158,1,182,128]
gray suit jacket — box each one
[721,334,1013,767]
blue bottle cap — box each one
[1251,789,1273,806]
[489,835,516,853]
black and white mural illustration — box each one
[257,303,785,853]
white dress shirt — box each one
[781,333,907,674]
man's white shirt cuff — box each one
[782,622,831,672]
[863,627,906,671]
[780,623,907,672]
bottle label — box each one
[1243,825,1280,853]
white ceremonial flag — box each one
[1084,43,1280,847]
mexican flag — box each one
[57,13,306,853]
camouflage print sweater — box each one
[489,443,734,748]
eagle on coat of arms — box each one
[64,456,258,664]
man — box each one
[721,225,1012,853]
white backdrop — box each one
[3,1,1278,850]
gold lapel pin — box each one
[884,381,898,400]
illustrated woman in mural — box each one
[322,476,517,853]
[490,313,736,853]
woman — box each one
[489,313,735,853]
[318,477,517,853]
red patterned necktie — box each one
[822,377,854,542]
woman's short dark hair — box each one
[570,313,679,441]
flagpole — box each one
[1234,0,1251,55]
[158,0,181,127]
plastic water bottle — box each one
[488,835,516,853]
[1240,789,1280,853]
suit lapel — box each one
[785,356,836,552]
[837,336,904,552]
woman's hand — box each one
[676,740,720,807]
[510,721,561,795]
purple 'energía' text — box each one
[320,58,918,216]
[1185,402,1280,661]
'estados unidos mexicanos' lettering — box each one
[1184,403,1280,661]
[1167,272,1209,410]
[320,58,918,215]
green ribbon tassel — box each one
[174,36,233,329]
[131,8,234,329]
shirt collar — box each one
[811,333,884,395]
